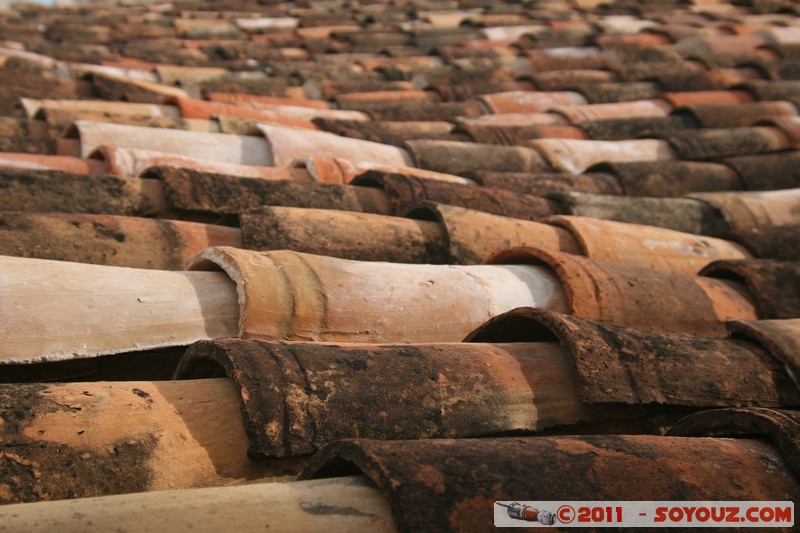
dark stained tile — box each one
[0,0,799,518]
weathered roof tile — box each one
[464,308,797,406]
[1,0,800,520]
[300,433,799,533]
[486,247,757,336]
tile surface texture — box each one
[0,0,798,530]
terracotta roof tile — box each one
[73,120,271,164]
[487,248,757,336]
[477,90,588,113]
[353,171,557,219]
[592,160,742,196]
[97,145,304,179]
[292,155,474,185]
[550,191,731,234]
[0,152,106,174]
[313,118,468,146]
[406,203,583,263]
[0,379,301,502]
[0,167,165,216]
[688,188,800,229]
[577,115,694,140]
[465,169,624,195]
[149,166,391,216]
[545,214,750,273]
[460,122,590,143]
[720,224,800,259]
[720,151,800,189]
[175,338,602,457]
[0,212,242,270]
[700,258,800,318]
[572,80,661,102]
[527,138,676,173]
[14,426,796,531]
[465,309,795,405]
[1,0,800,520]
[299,433,799,533]
[669,407,800,475]
[240,206,448,263]
[674,100,797,127]
[646,125,792,159]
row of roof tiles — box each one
[0,0,798,531]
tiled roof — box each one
[0,0,799,529]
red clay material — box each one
[486,247,757,336]
[759,115,800,148]
[348,101,484,122]
[528,70,617,91]
[407,203,581,264]
[578,116,694,141]
[549,99,672,123]
[459,123,589,144]
[404,139,551,175]
[189,247,568,343]
[335,90,440,108]
[700,259,800,319]
[240,206,447,263]
[669,407,800,477]
[73,120,271,166]
[464,309,797,407]
[150,166,392,217]
[527,139,676,174]
[313,119,465,146]
[173,97,319,130]
[721,152,800,190]
[354,172,557,221]
[257,123,413,167]
[97,146,308,181]
[293,156,472,186]
[0,167,165,217]
[574,81,660,104]
[550,192,731,235]
[477,90,587,114]
[207,92,330,109]
[689,189,800,230]
[467,171,623,196]
[720,225,800,261]
[547,215,750,274]
[0,153,106,174]
[736,80,800,101]
[646,127,791,160]
[657,90,754,107]
[592,161,742,196]
[175,338,607,457]
[0,213,242,270]
[0,380,299,504]
[675,101,797,128]
[301,435,799,533]
[727,320,800,394]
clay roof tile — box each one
[2,0,800,520]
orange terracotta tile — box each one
[0,153,106,174]
[173,97,319,129]
[477,90,588,113]
[658,89,754,107]
[96,146,308,180]
[292,155,475,185]
[207,92,330,109]
[257,123,413,167]
[74,121,272,166]
[549,99,672,122]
